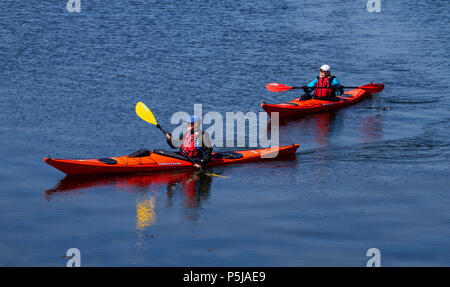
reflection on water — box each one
[276,111,341,147]
[45,171,212,242]
[169,173,212,207]
[273,110,384,192]
[44,171,211,198]
[360,115,383,144]
[136,194,156,231]
[135,193,157,250]
[276,109,385,148]
[274,112,340,192]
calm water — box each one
[0,1,449,266]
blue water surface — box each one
[0,0,449,266]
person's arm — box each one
[302,78,317,93]
[200,132,213,167]
[165,133,176,149]
[165,133,183,149]
[331,78,344,95]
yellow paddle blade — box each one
[135,102,158,126]
[205,172,229,178]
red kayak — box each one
[44,144,299,175]
[262,83,385,119]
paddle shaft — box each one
[156,124,169,135]
[266,82,384,94]
[179,149,206,173]
[292,86,359,90]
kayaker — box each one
[301,65,344,101]
[165,115,213,170]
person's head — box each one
[187,115,201,130]
[319,64,330,78]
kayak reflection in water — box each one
[45,171,211,205]
[165,115,213,171]
[45,171,212,227]
[300,64,344,102]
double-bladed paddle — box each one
[266,83,385,94]
[135,102,227,178]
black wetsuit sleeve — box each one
[166,138,176,149]
[166,133,183,149]
[200,131,213,167]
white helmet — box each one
[319,64,330,72]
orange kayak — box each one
[44,144,299,175]
[262,84,385,119]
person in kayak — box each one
[165,115,213,170]
[300,65,344,101]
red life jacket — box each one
[181,132,203,158]
[314,76,335,99]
